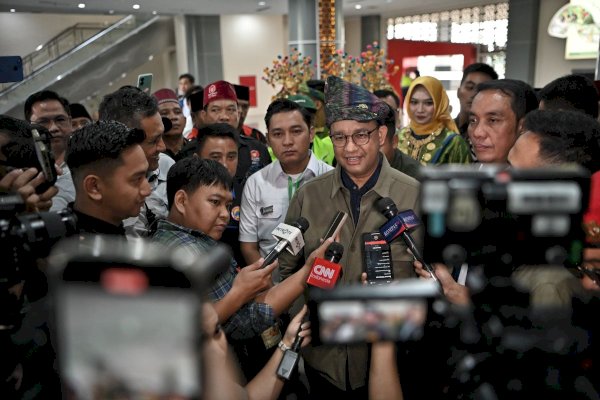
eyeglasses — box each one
[329,127,378,148]
[31,115,71,130]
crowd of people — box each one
[2,62,600,399]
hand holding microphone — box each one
[376,197,442,288]
[261,217,310,268]
[306,242,344,289]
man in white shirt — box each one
[239,98,332,265]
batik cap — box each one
[153,88,178,105]
[324,76,388,126]
[203,80,237,106]
[288,94,317,112]
[584,171,600,247]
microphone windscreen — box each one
[325,242,344,263]
[293,217,310,233]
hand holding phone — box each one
[322,211,348,242]
[137,73,153,93]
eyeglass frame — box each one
[329,126,379,148]
[30,114,72,130]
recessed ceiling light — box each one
[355,4,362,10]
[258,1,266,6]
[56,75,63,81]
[148,54,154,61]
[78,3,85,9]
[36,44,43,51]
[108,9,114,14]
[10,8,16,12]
[132,4,140,10]
[121,73,127,78]
[152,10,157,15]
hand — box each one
[305,237,335,268]
[282,305,311,349]
[360,272,368,285]
[0,168,58,212]
[413,260,470,305]
[231,258,278,303]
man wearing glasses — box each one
[278,76,421,397]
[24,90,75,212]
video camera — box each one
[47,236,231,399]
[419,164,589,274]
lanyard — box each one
[287,172,306,202]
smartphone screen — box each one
[363,232,394,285]
[55,280,200,398]
[137,73,153,93]
[316,298,427,343]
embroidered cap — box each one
[288,94,317,112]
[324,76,388,126]
[153,88,179,105]
[203,80,238,107]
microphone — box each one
[376,197,440,285]
[261,217,310,268]
[306,242,344,289]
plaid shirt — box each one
[153,220,275,340]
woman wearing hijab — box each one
[398,76,471,165]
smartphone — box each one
[31,128,57,193]
[137,73,153,93]
[0,56,23,83]
[322,211,348,241]
[308,282,435,344]
[48,237,230,400]
[363,232,394,285]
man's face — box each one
[158,101,185,137]
[201,100,239,129]
[468,90,521,163]
[29,99,72,160]
[458,72,494,115]
[178,183,233,241]
[178,78,192,96]
[198,137,238,177]
[238,100,250,127]
[507,131,544,168]
[267,110,314,173]
[379,96,400,129]
[330,120,385,184]
[139,112,166,171]
[71,117,92,131]
[99,145,151,223]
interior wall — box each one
[220,14,287,133]
[0,12,123,57]
[345,16,362,57]
[534,0,596,87]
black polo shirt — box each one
[72,207,127,236]
[340,154,383,224]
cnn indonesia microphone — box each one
[261,217,309,268]
[306,242,344,289]
[376,197,441,286]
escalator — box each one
[0,14,174,117]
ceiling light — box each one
[132,4,140,10]
[258,1,266,6]
[121,73,127,78]
[152,10,157,15]
[36,44,43,51]
[355,4,362,10]
[78,3,85,8]
[56,75,63,81]
[10,8,16,12]
[148,54,154,61]
[108,9,114,14]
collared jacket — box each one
[278,156,421,390]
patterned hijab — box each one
[406,76,458,135]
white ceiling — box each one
[0,0,500,18]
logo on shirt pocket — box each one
[231,206,240,221]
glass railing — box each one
[0,14,158,113]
